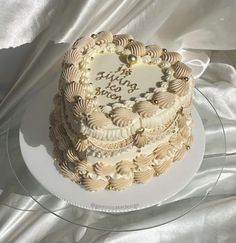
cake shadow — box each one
[18,41,70,159]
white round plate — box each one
[19,81,205,213]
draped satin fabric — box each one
[0,0,236,242]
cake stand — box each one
[1,83,226,231]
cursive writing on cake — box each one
[95,65,139,101]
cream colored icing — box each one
[111,107,139,127]
[168,79,189,96]
[73,99,94,117]
[94,162,116,176]
[59,162,81,182]
[145,45,162,57]
[125,41,146,56]
[86,111,112,129]
[64,82,87,102]
[113,34,133,46]
[133,101,159,118]
[72,36,95,52]
[61,65,81,83]
[95,31,113,45]
[173,62,192,78]
[108,177,133,191]
[63,48,83,66]
[81,177,108,191]
[152,91,175,109]
[134,168,154,183]
[161,51,182,64]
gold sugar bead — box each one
[186,145,191,150]
[153,99,159,105]
[137,127,145,133]
[162,48,168,53]
[91,34,97,38]
[183,77,189,81]
[126,54,137,66]
[75,95,82,101]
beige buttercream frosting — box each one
[59,162,81,183]
[61,65,81,83]
[66,148,79,162]
[134,153,154,166]
[108,177,133,191]
[86,111,112,129]
[52,145,64,163]
[153,158,173,175]
[116,160,135,176]
[111,107,139,127]
[82,177,108,191]
[133,101,159,118]
[125,41,146,56]
[75,160,94,174]
[161,51,182,65]
[173,145,186,161]
[53,125,71,150]
[64,82,87,102]
[94,162,116,176]
[152,91,175,109]
[113,34,133,46]
[133,131,149,148]
[73,36,95,52]
[134,167,154,183]
[63,49,83,66]
[153,143,171,159]
[145,45,162,57]
[75,138,88,152]
[73,99,94,117]
[168,79,189,96]
[95,31,113,45]
[177,114,187,129]
[173,62,192,78]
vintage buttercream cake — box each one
[49,31,194,191]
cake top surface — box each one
[61,31,192,125]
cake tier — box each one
[50,104,193,191]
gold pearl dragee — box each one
[153,100,159,105]
[137,127,145,133]
[162,48,168,53]
[108,113,114,118]
[75,95,82,102]
[126,54,137,66]
[183,77,189,81]
[91,34,97,39]
[128,39,134,43]
[186,145,191,150]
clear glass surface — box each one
[0,85,226,231]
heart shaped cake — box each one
[49,31,194,191]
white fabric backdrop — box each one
[0,0,236,242]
